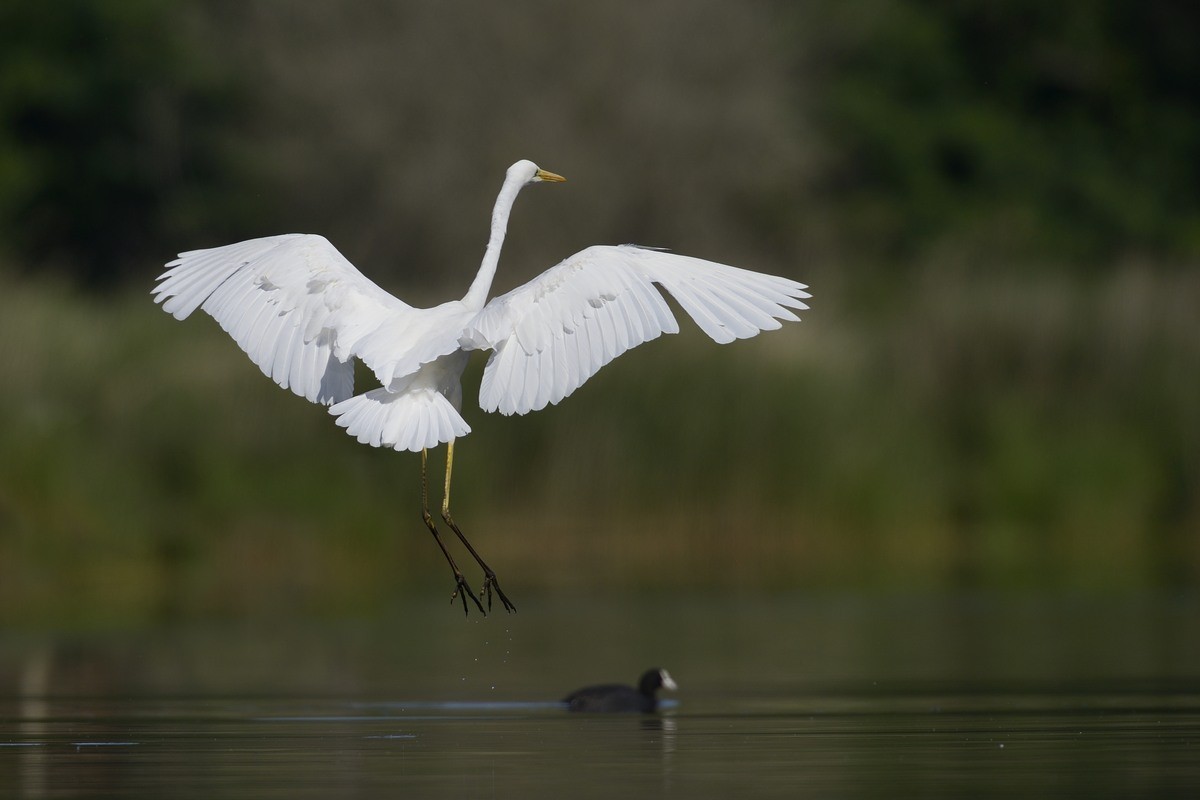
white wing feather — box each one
[152,233,444,405]
[463,245,810,416]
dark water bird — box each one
[563,668,678,713]
[153,160,809,616]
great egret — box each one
[153,159,809,615]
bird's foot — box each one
[480,571,516,614]
[451,574,487,617]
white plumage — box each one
[154,160,810,452]
[465,244,806,415]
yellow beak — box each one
[535,168,566,183]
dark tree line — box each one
[1,0,1197,288]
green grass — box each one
[1,263,1197,626]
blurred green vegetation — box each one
[2,262,1195,625]
[0,0,1197,626]
[0,0,259,286]
[804,0,1200,267]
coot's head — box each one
[638,668,678,696]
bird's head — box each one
[509,159,566,185]
[640,668,678,694]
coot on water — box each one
[563,668,678,713]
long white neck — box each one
[463,171,527,310]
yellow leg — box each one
[442,440,455,517]
[440,440,515,613]
[421,446,483,616]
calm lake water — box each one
[2,592,1198,798]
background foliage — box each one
[1,0,1196,626]
[806,0,1200,267]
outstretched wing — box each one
[462,244,810,415]
[152,233,419,405]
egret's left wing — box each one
[462,244,809,415]
[152,233,416,405]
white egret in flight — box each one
[153,160,810,615]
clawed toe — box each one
[481,573,516,614]
[451,575,487,617]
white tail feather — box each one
[329,388,470,452]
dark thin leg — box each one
[422,447,485,616]
[442,440,516,613]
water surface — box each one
[3,592,1198,797]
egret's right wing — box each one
[463,244,810,415]
[153,234,416,405]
